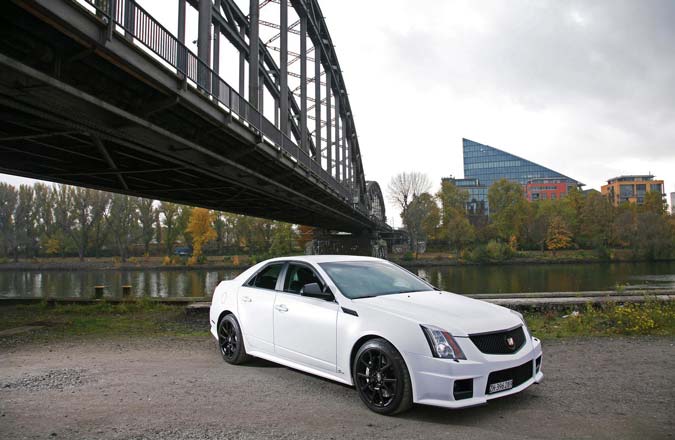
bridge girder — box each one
[0,0,382,232]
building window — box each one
[620,184,634,198]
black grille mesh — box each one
[469,326,526,355]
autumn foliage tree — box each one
[186,208,217,264]
[546,215,572,255]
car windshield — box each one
[319,261,434,299]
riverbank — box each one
[1,249,672,271]
[1,298,673,342]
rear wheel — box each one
[218,314,250,365]
[353,338,413,415]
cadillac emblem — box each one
[505,336,515,349]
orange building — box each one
[525,178,579,202]
[601,175,664,206]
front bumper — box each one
[406,335,543,409]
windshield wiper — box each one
[353,295,377,299]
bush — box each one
[525,300,675,338]
[162,256,172,266]
[402,251,414,261]
[486,239,514,261]
[467,240,513,263]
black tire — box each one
[217,314,251,365]
[353,338,413,415]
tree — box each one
[580,192,613,248]
[177,205,193,247]
[404,193,437,254]
[642,191,667,216]
[270,222,296,256]
[52,185,74,258]
[107,194,139,261]
[546,215,572,255]
[137,198,156,255]
[15,185,38,259]
[387,172,431,224]
[488,179,527,242]
[160,202,181,255]
[186,208,216,262]
[437,181,474,252]
[33,183,56,250]
[89,190,111,258]
[0,183,18,259]
[69,187,99,261]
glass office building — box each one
[460,138,581,213]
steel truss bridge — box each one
[0,0,387,233]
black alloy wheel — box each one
[353,338,412,415]
[218,314,250,365]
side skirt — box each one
[247,350,353,386]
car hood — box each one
[353,290,522,337]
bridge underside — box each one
[0,1,374,232]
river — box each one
[1,261,674,299]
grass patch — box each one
[0,301,209,340]
[525,300,675,339]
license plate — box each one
[489,379,513,394]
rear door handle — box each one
[241,296,252,303]
[275,304,288,312]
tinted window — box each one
[249,263,284,290]
[284,264,323,294]
[319,261,433,299]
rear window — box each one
[248,263,284,290]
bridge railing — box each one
[75,0,351,202]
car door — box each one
[273,262,339,372]
[237,262,285,354]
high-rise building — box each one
[441,177,487,215]
[600,175,664,207]
[458,138,582,213]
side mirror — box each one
[301,283,334,301]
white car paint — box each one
[210,255,543,409]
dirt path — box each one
[1,335,673,439]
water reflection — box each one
[0,269,241,299]
[0,262,673,298]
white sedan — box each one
[209,255,543,415]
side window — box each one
[248,263,284,290]
[284,264,323,294]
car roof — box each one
[263,255,385,264]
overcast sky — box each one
[2,0,674,224]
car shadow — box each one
[238,357,283,369]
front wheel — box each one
[217,314,250,365]
[353,338,413,415]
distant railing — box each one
[76,0,351,202]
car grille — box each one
[485,360,534,394]
[469,325,526,355]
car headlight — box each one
[420,325,466,360]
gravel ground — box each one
[0,335,673,440]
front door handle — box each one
[241,296,252,303]
[275,304,288,312]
